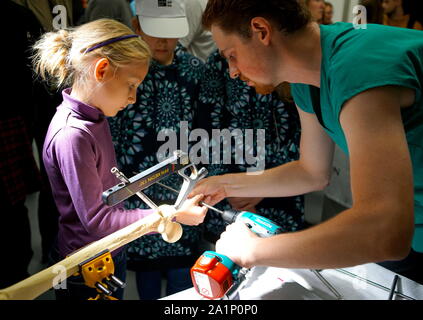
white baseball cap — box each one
[136,0,189,38]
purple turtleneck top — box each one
[43,89,153,258]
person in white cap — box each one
[109,0,205,300]
[136,0,189,38]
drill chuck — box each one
[201,204,282,236]
[221,210,237,224]
[199,202,237,224]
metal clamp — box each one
[111,167,158,210]
[76,250,126,300]
[102,150,207,210]
[174,164,208,210]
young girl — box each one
[32,18,207,300]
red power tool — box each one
[191,208,282,299]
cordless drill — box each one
[191,205,282,299]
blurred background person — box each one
[323,1,334,25]
[302,0,325,24]
[360,0,385,24]
[82,0,133,29]
[179,0,216,62]
[0,0,43,288]
[12,0,84,30]
[381,0,423,30]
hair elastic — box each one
[85,34,140,53]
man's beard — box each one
[253,84,276,95]
[239,75,275,95]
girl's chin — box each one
[108,109,123,117]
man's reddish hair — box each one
[202,0,311,38]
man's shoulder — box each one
[323,22,423,87]
[290,84,315,114]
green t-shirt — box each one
[291,22,423,252]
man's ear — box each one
[94,58,111,82]
[251,17,272,46]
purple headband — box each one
[85,34,140,53]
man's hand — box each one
[215,222,260,268]
[189,175,228,205]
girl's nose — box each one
[229,63,240,79]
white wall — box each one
[346,0,361,22]
[328,0,361,23]
[330,0,347,22]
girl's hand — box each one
[175,194,209,226]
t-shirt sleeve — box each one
[290,83,315,114]
[328,26,422,119]
[54,127,153,238]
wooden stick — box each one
[0,205,180,300]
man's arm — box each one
[337,86,414,259]
[217,86,415,269]
[190,106,335,204]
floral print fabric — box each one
[197,50,305,242]
[109,45,204,267]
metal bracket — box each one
[111,167,158,210]
[102,150,207,211]
[174,164,208,210]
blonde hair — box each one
[32,18,151,89]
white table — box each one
[162,263,423,300]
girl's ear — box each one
[94,58,111,82]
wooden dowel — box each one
[0,205,179,300]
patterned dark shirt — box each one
[0,117,41,206]
[1,1,43,206]
[109,45,204,270]
[197,50,305,242]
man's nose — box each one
[128,93,136,104]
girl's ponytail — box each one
[32,29,74,88]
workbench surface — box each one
[162,263,423,300]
